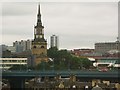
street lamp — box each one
[85,85,89,90]
[53,58,54,72]
[68,59,70,71]
[20,61,21,71]
[72,85,76,88]
[3,61,5,71]
[42,61,45,72]
[50,58,55,72]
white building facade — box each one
[0,58,27,69]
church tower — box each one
[32,4,48,66]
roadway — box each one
[1,70,120,89]
[1,70,120,79]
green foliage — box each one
[80,57,93,69]
[35,61,51,70]
[47,47,58,58]
[69,56,81,69]
[35,48,93,70]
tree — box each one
[47,48,93,70]
[47,47,58,58]
[35,61,52,71]
[80,57,92,69]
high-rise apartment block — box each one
[0,45,7,51]
[7,46,16,53]
[50,35,59,49]
[13,39,31,53]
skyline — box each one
[1,2,118,49]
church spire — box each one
[36,4,43,27]
[38,4,40,16]
[32,4,48,66]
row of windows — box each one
[2,60,26,63]
[0,64,26,67]
[33,46,45,48]
[95,48,119,50]
[98,60,116,63]
[96,46,119,48]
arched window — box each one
[33,46,36,48]
[41,46,44,48]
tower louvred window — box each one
[33,46,36,48]
[41,46,44,48]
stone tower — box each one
[31,4,48,66]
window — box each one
[41,46,44,48]
[34,46,37,48]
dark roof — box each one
[34,38,47,42]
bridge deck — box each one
[1,70,120,79]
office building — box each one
[21,40,26,51]
[71,49,94,56]
[0,45,7,51]
[0,58,27,69]
[7,46,16,53]
[95,41,120,54]
[26,40,32,50]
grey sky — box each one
[1,2,118,49]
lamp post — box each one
[53,58,54,72]
[68,59,70,71]
[20,61,21,71]
[85,85,89,90]
[42,61,45,72]
[80,61,83,70]
[73,85,76,88]
[3,61,5,71]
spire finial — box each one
[36,3,43,27]
[38,3,40,15]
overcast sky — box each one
[1,2,118,49]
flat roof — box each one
[0,58,27,60]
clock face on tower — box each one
[36,35,42,39]
[40,35,42,38]
[36,35,39,38]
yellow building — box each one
[31,4,48,66]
